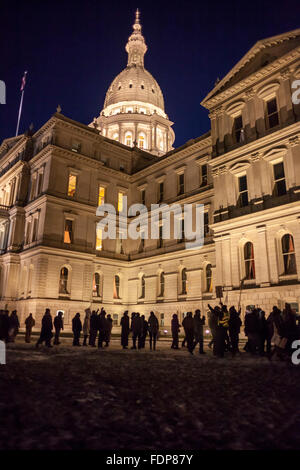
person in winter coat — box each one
[257,309,268,355]
[105,314,113,347]
[25,313,35,343]
[83,308,91,346]
[72,312,82,346]
[147,311,159,351]
[36,309,53,348]
[193,310,206,354]
[9,310,20,342]
[54,311,64,345]
[139,315,148,349]
[228,306,242,356]
[0,310,10,343]
[171,314,180,349]
[89,310,99,346]
[131,312,142,350]
[266,308,277,356]
[121,311,130,349]
[182,312,195,354]
[215,305,229,358]
[244,308,260,354]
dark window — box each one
[238,175,248,207]
[159,272,164,297]
[273,162,286,196]
[201,164,208,186]
[233,115,243,143]
[206,264,212,292]
[204,212,209,236]
[181,268,187,295]
[266,98,279,128]
[178,173,184,195]
[158,225,163,248]
[140,275,145,299]
[141,84,144,89]
[59,267,69,294]
[129,84,133,88]
[141,189,146,205]
[244,242,255,280]
[158,182,164,202]
[282,234,297,275]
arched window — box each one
[206,264,213,293]
[158,272,164,297]
[138,133,146,149]
[125,132,133,147]
[113,275,120,299]
[244,242,255,280]
[92,273,101,297]
[181,268,187,295]
[281,234,297,275]
[139,275,145,299]
[59,267,69,295]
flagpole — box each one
[16,71,27,137]
[16,89,24,136]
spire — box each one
[125,9,147,67]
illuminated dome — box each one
[94,10,175,156]
[104,66,165,112]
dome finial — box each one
[126,9,147,67]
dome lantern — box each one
[126,9,148,67]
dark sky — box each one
[0,0,299,147]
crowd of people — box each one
[0,302,299,360]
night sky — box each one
[0,0,299,147]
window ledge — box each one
[279,274,298,282]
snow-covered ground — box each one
[0,337,299,450]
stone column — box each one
[256,225,271,286]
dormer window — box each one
[141,84,144,89]
[152,89,155,93]
[129,83,133,88]
[266,98,279,128]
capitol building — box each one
[0,11,300,329]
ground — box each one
[0,336,300,450]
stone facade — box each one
[0,20,300,330]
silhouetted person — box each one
[215,305,229,358]
[72,313,82,346]
[36,309,53,348]
[131,312,142,349]
[266,308,276,356]
[257,309,268,355]
[54,311,64,345]
[139,315,148,349]
[228,306,242,356]
[0,310,9,343]
[182,311,194,354]
[194,309,206,354]
[208,305,219,354]
[121,311,130,349]
[83,308,91,346]
[25,313,35,343]
[244,308,260,354]
[105,314,113,347]
[98,309,107,348]
[89,310,99,346]
[9,310,20,342]
[148,311,159,351]
[171,314,180,349]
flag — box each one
[20,71,27,92]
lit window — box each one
[178,173,184,195]
[112,132,119,140]
[281,234,297,275]
[138,134,145,149]
[125,132,133,147]
[206,264,212,293]
[96,228,102,251]
[233,115,243,143]
[118,192,124,212]
[273,162,286,196]
[266,98,279,128]
[113,275,120,299]
[92,273,100,297]
[238,175,248,207]
[98,186,105,206]
[244,242,255,280]
[64,219,73,244]
[59,267,69,295]
[113,314,118,326]
[68,174,77,197]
